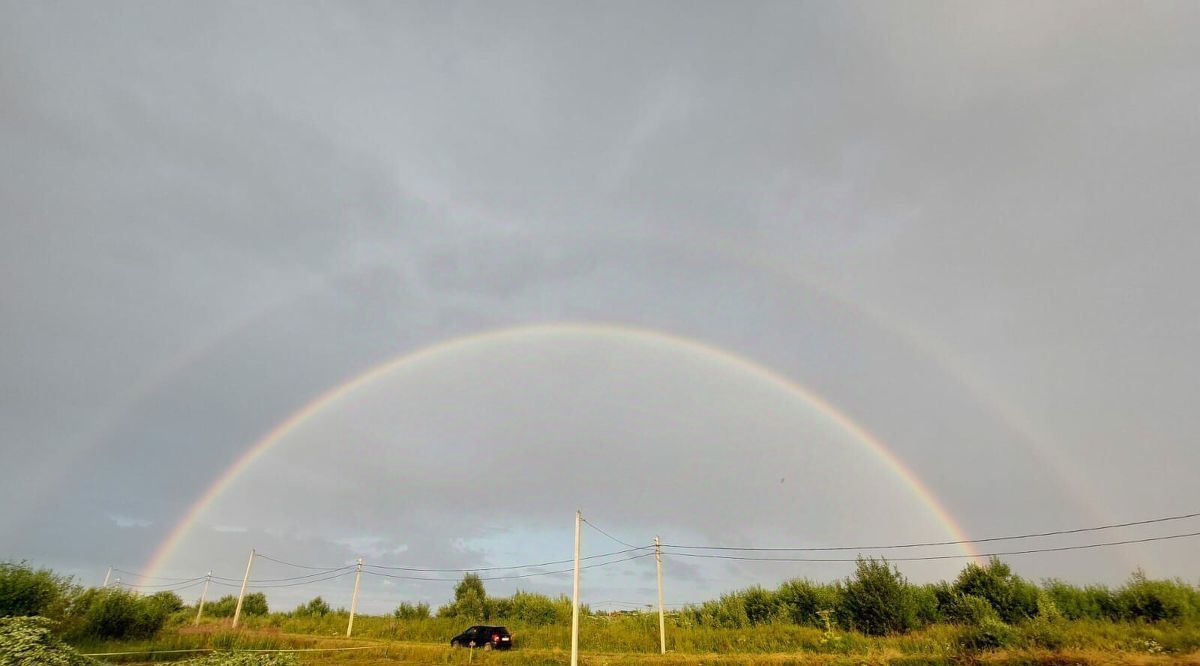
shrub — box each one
[911,584,943,626]
[1044,580,1117,620]
[392,601,430,621]
[945,594,998,625]
[206,593,268,618]
[742,586,777,625]
[294,596,331,618]
[505,591,564,625]
[953,557,1038,623]
[0,616,95,665]
[956,616,1019,652]
[240,593,269,617]
[685,593,749,628]
[839,557,916,636]
[69,588,171,639]
[0,562,76,620]
[775,579,840,627]
[1117,570,1199,622]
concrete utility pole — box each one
[102,567,112,588]
[656,536,666,654]
[232,549,255,628]
[570,510,582,666]
[346,558,363,637]
[195,572,212,626]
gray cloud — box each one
[3,0,1199,611]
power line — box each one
[209,570,357,589]
[662,530,1200,563]
[115,578,207,592]
[255,552,354,571]
[363,545,652,573]
[111,568,200,582]
[662,509,1200,552]
[211,565,357,584]
[363,552,656,582]
[581,517,643,550]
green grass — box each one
[80,613,1197,664]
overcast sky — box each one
[2,1,1199,614]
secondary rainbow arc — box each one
[143,322,978,581]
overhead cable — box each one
[662,530,1200,563]
[662,509,1200,552]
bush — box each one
[945,594,999,625]
[685,593,749,629]
[69,588,171,639]
[392,601,430,621]
[911,584,943,627]
[742,587,777,625]
[953,557,1039,624]
[293,597,330,618]
[1044,580,1120,621]
[957,616,1019,652]
[839,557,916,636]
[505,592,565,625]
[1117,570,1199,622]
[0,616,95,665]
[0,562,76,620]
[775,579,840,627]
[206,593,268,618]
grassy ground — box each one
[67,617,1200,665]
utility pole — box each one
[570,510,582,666]
[102,567,112,588]
[232,549,255,629]
[195,572,211,626]
[346,558,363,637]
[656,536,666,654]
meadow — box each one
[4,558,1200,664]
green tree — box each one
[839,557,916,635]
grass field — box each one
[68,616,1200,665]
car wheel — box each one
[450,640,459,648]
[483,643,493,651]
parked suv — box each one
[450,625,513,649]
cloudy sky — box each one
[2,1,1198,614]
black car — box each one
[450,625,513,649]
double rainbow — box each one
[143,322,977,580]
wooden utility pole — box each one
[571,510,582,666]
[656,536,666,654]
[232,549,255,628]
[195,572,211,626]
[346,558,363,637]
[102,567,112,588]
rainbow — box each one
[143,322,978,581]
